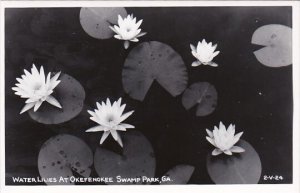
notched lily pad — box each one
[29,73,85,124]
[160,164,195,185]
[122,41,188,101]
[182,82,217,116]
[252,24,292,67]
[207,140,262,184]
[38,134,93,185]
[79,7,127,39]
[94,131,156,184]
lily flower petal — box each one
[206,129,213,138]
[46,95,62,109]
[119,123,135,129]
[207,61,218,67]
[231,146,245,153]
[100,131,110,144]
[116,133,123,147]
[212,148,223,156]
[190,44,196,52]
[192,61,202,67]
[20,103,35,114]
[34,100,43,112]
[136,32,147,38]
[86,125,106,132]
[206,136,216,146]
[224,150,233,155]
[119,110,134,123]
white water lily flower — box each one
[86,98,135,147]
[190,39,220,67]
[206,122,245,156]
[12,64,62,114]
[109,14,146,49]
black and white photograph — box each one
[0,1,299,193]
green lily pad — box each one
[251,24,292,67]
[160,165,195,185]
[207,140,262,184]
[79,7,127,39]
[38,134,93,185]
[122,41,188,101]
[94,131,156,184]
[182,82,217,116]
[28,73,85,124]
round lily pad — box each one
[94,131,156,184]
[182,82,217,116]
[122,41,188,101]
[28,73,85,124]
[160,165,195,185]
[79,7,127,39]
[251,24,292,67]
[38,134,93,185]
[207,140,262,184]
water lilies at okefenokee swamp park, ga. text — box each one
[5,6,293,186]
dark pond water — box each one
[5,6,292,185]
